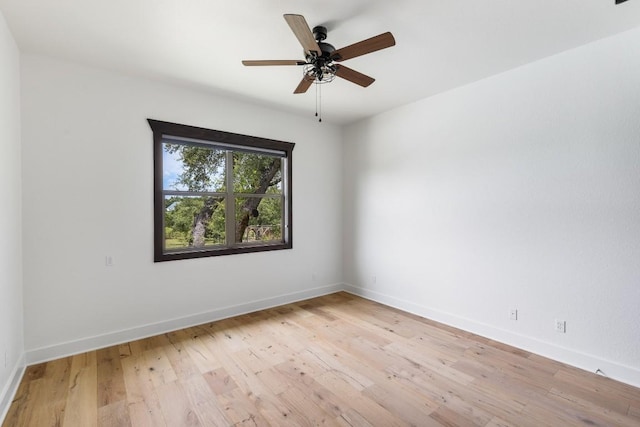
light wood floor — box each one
[4,292,640,426]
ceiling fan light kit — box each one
[242,14,395,121]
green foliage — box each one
[164,196,198,246]
[163,144,284,248]
[165,143,225,191]
[236,197,283,242]
[233,152,282,193]
[206,199,226,243]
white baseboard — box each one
[26,283,344,365]
[0,353,25,425]
[344,283,640,389]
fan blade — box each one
[331,32,395,62]
[284,14,321,55]
[294,77,314,94]
[242,60,306,66]
[335,64,375,87]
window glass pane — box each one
[163,142,226,192]
[233,152,282,194]
[164,196,225,250]
[235,197,283,243]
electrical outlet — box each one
[555,319,566,333]
[105,256,113,267]
[372,275,377,284]
[510,309,518,320]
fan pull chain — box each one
[315,83,318,119]
[314,83,322,122]
[319,83,322,122]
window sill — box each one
[156,242,292,262]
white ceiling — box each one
[2,0,640,125]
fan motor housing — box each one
[305,42,335,63]
[318,42,335,58]
[312,26,327,42]
[309,25,335,59]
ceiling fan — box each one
[242,14,396,94]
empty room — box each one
[1,0,639,425]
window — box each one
[148,119,294,262]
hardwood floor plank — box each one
[302,378,348,419]
[120,354,167,427]
[300,344,375,391]
[179,329,222,375]
[6,379,47,426]
[314,371,406,427]
[181,375,231,426]
[39,357,73,426]
[154,381,201,426]
[97,346,126,407]
[335,408,375,427]
[519,394,607,427]
[628,403,640,419]
[143,347,178,388]
[429,404,486,427]
[386,341,474,386]
[278,386,336,426]
[62,352,98,427]
[4,292,640,426]
[214,388,271,426]
[362,383,437,426]
[484,416,518,427]
[203,366,239,395]
[98,400,131,427]
[547,386,639,427]
[553,367,637,410]
[159,331,201,381]
[118,343,132,358]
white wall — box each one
[344,28,640,387]
[0,9,24,420]
[21,54,343,362]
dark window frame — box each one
[148,119,294,262]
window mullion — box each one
[225,150,235,247]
